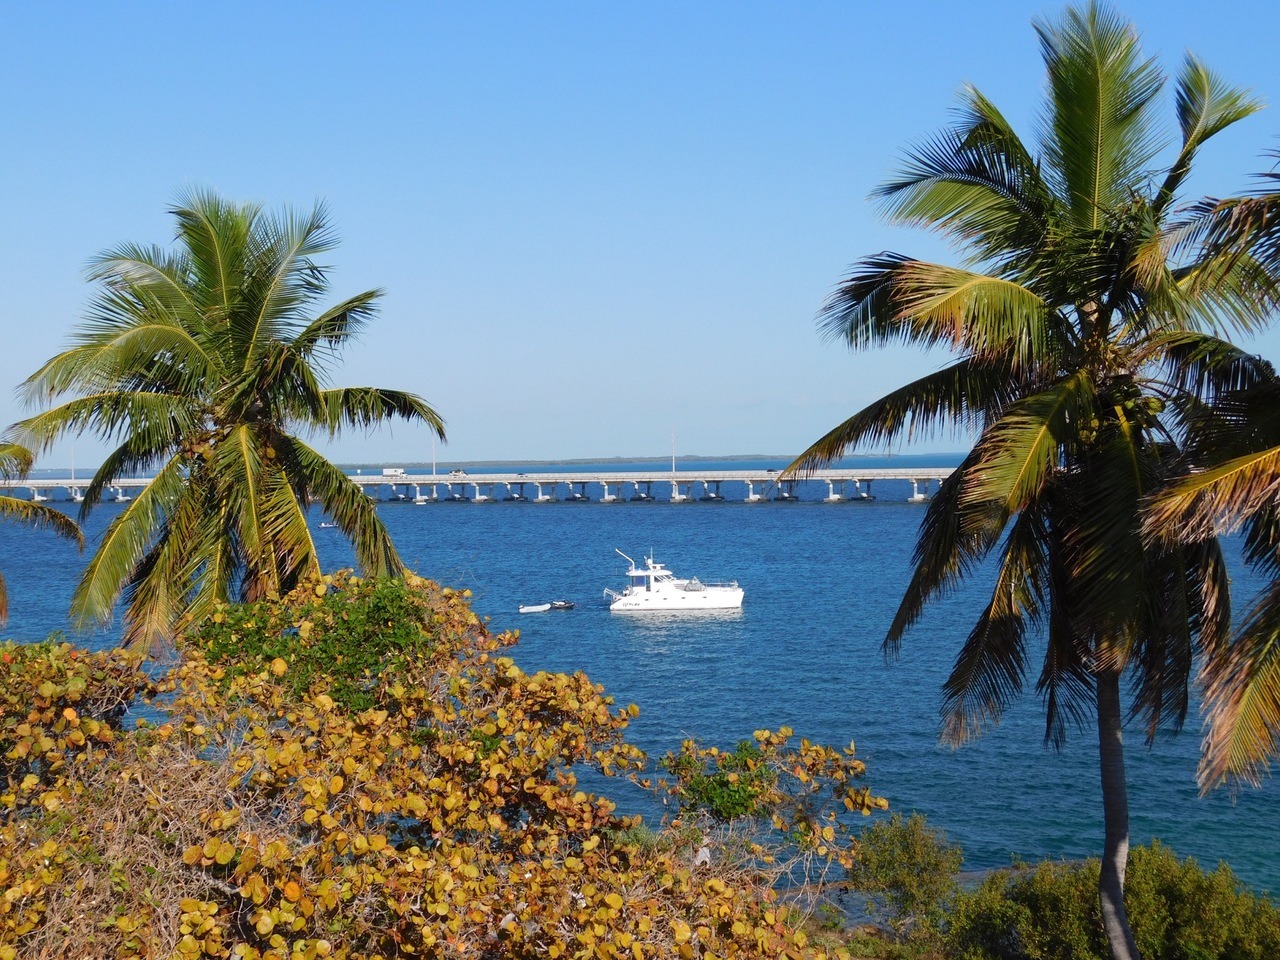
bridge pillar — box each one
[825,480,843,502]
[744,480,763,502]
[601,481,621,503]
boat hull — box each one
[609,587,743,612]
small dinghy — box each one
[518,603,551,614]
[549,600,574,610]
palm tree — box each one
[0,443,83,627]
[13,190,445,654]
[785,6,1279,957]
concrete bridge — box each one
[0,467,955,504]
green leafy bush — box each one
[662,739,777,821]
[846,812,963,943]
[1125,842,1280,960]
[945,844,1280,960]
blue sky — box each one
[4,1,1280,466]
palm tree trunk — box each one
[1096,668,1140,960]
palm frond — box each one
[315,387,446,439]
[1150,331,1276,403]
[286,436,403,578]
[1035,2,1164,229]
[886,450,1009,650]
[0,443,34,479]
[70,457,190,629]
[293,290,383,356]
[784,356,1024,475]
[958,371,1095,515]
[1146,444,1280,541]
[1198,580,1280,788]
[118,499,202,654]
[1057,412,1157,653]
[12,393,197,463]
[939,506,1049,744]
[1037,549,1097,749]
[878,84,1053,265]
[1155,55,1263,215]
[0,495,84,548]
[891,261,1056,367]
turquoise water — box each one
[4,461,1277,895]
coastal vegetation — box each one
[3,574,1277,959]
[785,3,1280,958]
[9,190,445,654]
[0,571,885,959]
[0,3,1279,958]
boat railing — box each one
[603,587,622,602]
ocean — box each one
[4,457,1277,895]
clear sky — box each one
[4,1,1279,467]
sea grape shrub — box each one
[0,640,152,954]
[944,843,1280,960]
[0,639,149,807]
[1,572,880,959]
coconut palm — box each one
[785,6,1279,958]
[13,190,445,654]
[0,443,83,626]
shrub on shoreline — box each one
[945,843,1280,960]
[1,572,883,959]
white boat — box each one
[604,550,743,612]
[519,603,552,614]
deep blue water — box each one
[4,461,1278,896]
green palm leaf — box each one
[784,357,1024,475]
[1036,3,1163,229]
